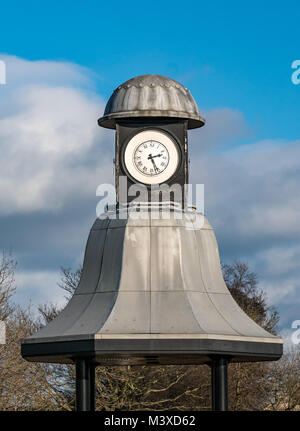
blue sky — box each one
[0,1,300,344]
[2,0,300,139]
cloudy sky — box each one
[0,1,299,344]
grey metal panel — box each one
[107,218,128,228]
[25,293,96,340]
[91,216,111,231]
[62,292,118,336]
[178,226,206,293]
[150,291,203,333]
[195,228,229,294]
[118,226,150,292]
[208,293,279,339]
[186,292,238,335]
[126,213,152,227]
[98,75,205,130]
[95,227,125,292]
[150,216,186,227]
[74,229,107,295]
[189,211,213,230]
[150,226,183,292]
[99,292,150,334]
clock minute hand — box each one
[149,155,159,173]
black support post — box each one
[211,356,229,411]
[75,358,95,411]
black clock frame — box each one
[115,118,188,207]
[120,127,183,184]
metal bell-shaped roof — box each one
[98,75,205,130]
[22,208,282,365]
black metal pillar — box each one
[211,357,229,411]
[75,358,95,411]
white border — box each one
[124,130,179,185]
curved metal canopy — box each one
[22,208,282,365]
[98,75,205,130]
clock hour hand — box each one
[148,153,162,159]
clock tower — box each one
[22,73,283,412]
[98,75,205,206]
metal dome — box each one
[98,74,205,130]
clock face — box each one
[124,130,179,185]
[134,141,169,176]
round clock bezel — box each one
[122,128,182,185]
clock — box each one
[123,130,180,185]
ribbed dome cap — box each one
[98,74,205,129]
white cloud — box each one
[0,55,113,215]
[0,54,93,89]
[278,328,298,352]
[191,138,300,240]
[252,244,300,277]
[259,278,299,305]
[189,107,250,148]
[14,269,66,310]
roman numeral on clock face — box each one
[124,130,180,185]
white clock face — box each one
[134,141,169,176]
[124,130,179,185]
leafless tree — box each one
[0,252,73,410]
[265,346,300,410]
[1,254,298,411]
